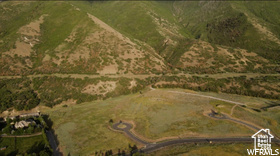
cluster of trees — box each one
[14,90,40,110]
[155,75,280,99]
[0,78,40,112]
[0,86,40,112]
[0,76,149,112]
[96,144,140,156]
[176,55,277,75]
[33,77,100,107]
[33,76,147,107]
[0,87,13,112]
[95,150,113,156]
[2,73,278,113]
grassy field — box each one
[41,88,280,155]
[0,135,46,155]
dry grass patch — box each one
[82,81,117,96]
[99,64,118,75]
[128,79,137,89]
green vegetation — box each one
[0,1,279,154]
[73,1,167,51]
[233,106,280,138]
[209,100,234,115]
[2,1,278,76]
[41,88,279,155]
[155,75,280,100]
[0,79,40,112]
[0,76,147,110]
[172,1,280,62]
[0,74,278,112]
[0,135,52,156]
[0,2,42,52]
[0,115,52,155]
[32,76,146,107]
[1,116,45,135]
[71,1,280,64]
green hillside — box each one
[0,1,280,155]
[0,0,279,110]
[72,1,280,68]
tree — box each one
[27,125,34,134]
[2,125,12,134]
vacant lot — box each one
[40,88,280,155]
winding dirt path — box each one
[168,90,245,106]
[230,104,238,116]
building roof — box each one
[14,120,34,129]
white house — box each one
[14,120,35,129]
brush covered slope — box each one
[0,1,279,110]
[1,1,280,76]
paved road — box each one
[112,121,280,154]
[46,130,60,156]
[112,122,149,145]
[208,113,280,141]
[208,113,260,131]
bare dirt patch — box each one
[120,49,143,60]
[0,106,41,118]
[99,64,118,75]
[82,81,117,96]
[43,54,51,62]
[59,99,77,106]
[245,13,280,45]
[217,47,234,59]
[19,15,46,37]
[9,40,33,57]
[4,14,47,57]
[180,41,212,67]
[129,79,137,89]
